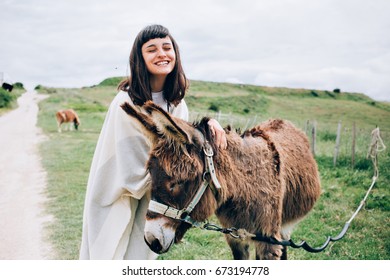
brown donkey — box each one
[121,101,321,260]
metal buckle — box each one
[203,142,214,157]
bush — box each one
[208,103,219,112]
[0,88,16,108]
[13,82,24,89]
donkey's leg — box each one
[255,197,284,260]
[225,235,250,260]
[280,222,296,260]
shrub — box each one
[13,82,24,89]
[0,88,15,108]
[209,103,219,112]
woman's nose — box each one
[156,48,166,57]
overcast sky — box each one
[1,0,389,101]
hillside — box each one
[96,77,390,131]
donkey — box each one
[56,109,80,133]
[121,101,321,260]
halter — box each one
[147,141,221,226]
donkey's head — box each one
[121,101,218,254]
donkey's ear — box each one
[120,102,160,144]
[143,101,192,144]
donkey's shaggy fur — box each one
[121,101,321,260]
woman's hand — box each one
[207,119,227,149]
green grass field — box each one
[36,78,390,259]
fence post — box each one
[351,122,356,168]
[333,121,342,166]
[305,120,310,135]
[250,115,258,129]
[217,111,221,122]
[311,121,316,156]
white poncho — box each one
[79,91,188,259]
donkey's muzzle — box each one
[144,234,163,254]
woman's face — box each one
[142,36,176,77]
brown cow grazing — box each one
[56,109,80,133]
[121,101,321,260]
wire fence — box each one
[189,110,389,168]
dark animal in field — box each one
[56,109,80,133]
[121,101,321,260]
[1,82,13,92]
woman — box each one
[80,24,226,259]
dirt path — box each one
[0,90,53,259]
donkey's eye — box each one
[169,185,177,192]
[169,181,184,193]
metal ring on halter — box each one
[203,142,214,157]
[203,171,210,181]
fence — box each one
[189,110,389,168]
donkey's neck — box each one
[211,142,243,199]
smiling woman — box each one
[79,24,188,260]
[79,24,226,260]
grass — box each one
[36,78,390,259]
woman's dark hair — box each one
[118,24,188,106]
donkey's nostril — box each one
[150,239,163,253]
[144,235,162,253]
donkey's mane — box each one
[192,117,219,156]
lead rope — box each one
[202,127,386,253]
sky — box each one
[1,0,389,101]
